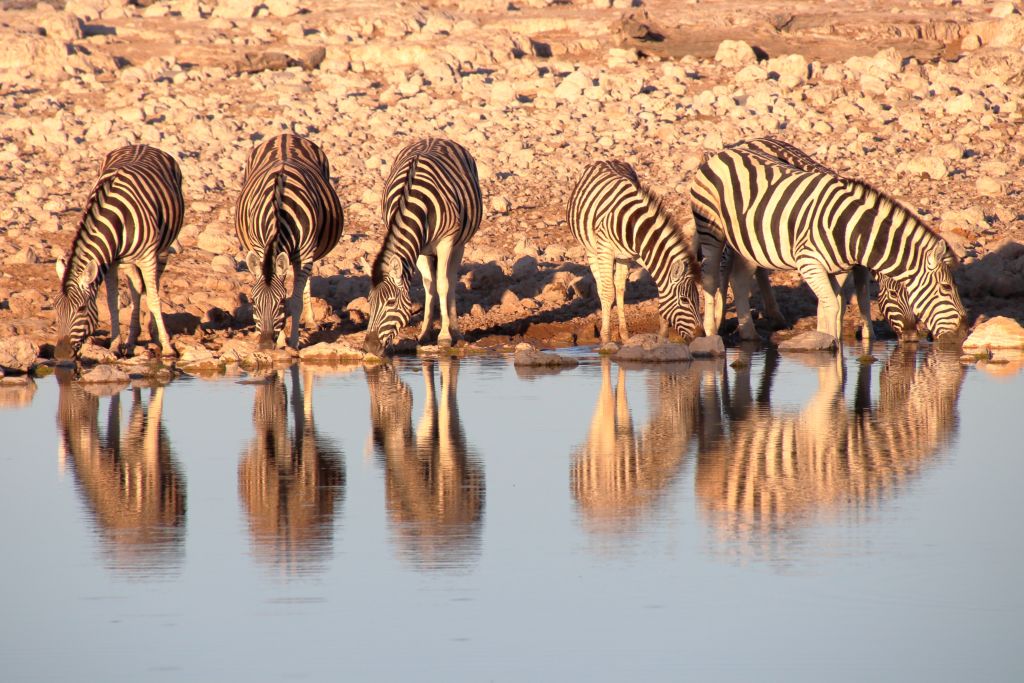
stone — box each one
[903,156,947,180]
[0,337,38,374]
[614,334,692,362]
[715,40,757,68]
[491,196,511,214]
[689,335,726,357]
[79,365,130,385]
[977,176,1005,197]
[211,0,260,19]
[298,341,366,361]
[778,331,838,352]
[347,296,370,315]
[78,341,117,364]
[554,70,592,101]
[513,348,579,368]
[264,0,301,18]
[511,255,538,280]
[962,316,1024,350]
[234,46,326,74]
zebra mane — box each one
[635,180,700,278]
[372,158,421,286]
[63,171,120,289]
[843,178,945,245]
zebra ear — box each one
[385,257,403,281]
[81,260,99,286]
[55,257,66,281]
[245,250,261,274]
[926,243,945,271]
[274,252,290,279]
[669,259,685,283]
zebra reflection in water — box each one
[364,359,484,570]
[571,358,711,538]
[56,372,185,576]
[695,348,965,562]
[238,365,344,575]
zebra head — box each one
[246,250,290,350]
[876,274,919,342]
[658,257,703,343]
[364,256,412,356]
[53,258,100,360]
[902,242,967,342]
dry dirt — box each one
[1,0,1023,364]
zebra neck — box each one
[378,211,425,279]
[636,231,690,293]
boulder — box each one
[78,340,118,364]
[614,334,692,362]
[778,331,838,352]
[0,337,39,374]
[513,343,578,368]
[298,342,366,361]
[689,335,726,357]
[715,40,757,68]
[79,365,130,385]
[962,317,1024,350]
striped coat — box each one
[364,138,482,355]
[690,143,966,340]
[54,144,184,359]
[567,160,702,343]
[236,134,344,349]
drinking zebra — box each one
[363,138,483,355]
[691,141,966,341]
[567,160,702,344]
[236,134,344,349]
[53,145,184,360]
[717,138,918,341]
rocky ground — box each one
[1,0,1023,372]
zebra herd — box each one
[51,133,968,360]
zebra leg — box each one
[288,263,312,349]
[105,263,122,353]
[699,241,725,336]
[851,266,875,342]
[799,260,843,339]
[613,258,630,342]
[123,265,144,357]
[138,257,175,356]
[444,244,465,342]
[588,252,615,344]
[416,254,436,344]
[731,257,759,341]
[435,241,460,347]
[302,273,315,328]
[755,269,788,329]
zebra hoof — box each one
[437,337,453,349]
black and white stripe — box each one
[364,138,482,355]
[236,134,344,349]
[720,139,918,341]
[691,140,966,341]
[54,145,184,359]
[567,160,702,344]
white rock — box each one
[614,334,692,362]
[778,331,837,352]
[79,365,130,385]
[0,337,38,373]
[689,335,726,357]
[513,348,578,367]
[715,40,757,69]
[903,156,947,180]
[963,317,1024,349]
[977,176,1005,197]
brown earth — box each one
[1,0,1022,361]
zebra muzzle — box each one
[54,338,77,361]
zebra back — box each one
[236,134,344,271]
[62,145,184,289]
[372,138,482,284]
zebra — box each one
[690,140,966,342]
[53,145,184,360]
[567,160,703,344]
[238,365,343,574]
[364,358,484,567]
[717,138,918,342]
[363,138,483,355]
[235,134,344,349]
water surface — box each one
[1,346,1021,681]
